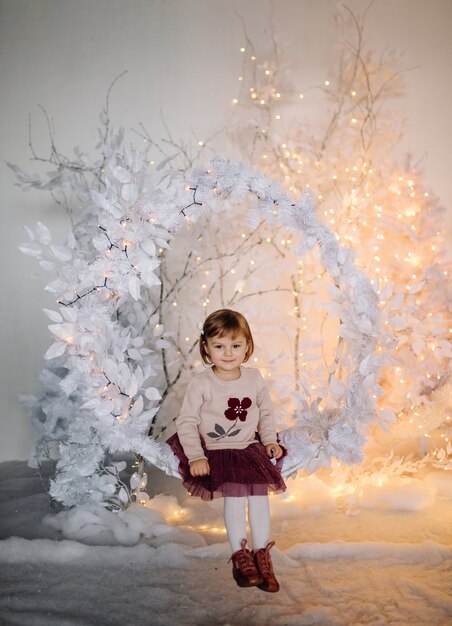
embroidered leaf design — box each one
[228,429,241,437]
[207,432,220,438]
[214,423,226,435]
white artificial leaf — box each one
[387,293,404,311]
[43,308,63,323]
[379,283,393,302]
[130,395,143,416]
[111,166,131,183]
[95,400,115,416]
[102,359,118,381]
[112,461,127,472]
[91,190,113,211]
[39,260,55,271]
[118,362,131,381]
[155,238,170,249]
[45,278,66,294]
[408,281,425,295]
[22,224,35,241]
[362,373,376,388]
[35,221,52,244]
[66,230,77,249]
[127,150,143,173]
[139,408,159,422]
[60,307,78,322]
[126,376,138,398]
[18,242,42,258]
[138,258,159,273]
[128,275,141,300]
[388,315,408,330]
[359,354,372,376]
[144,387,161,401]
[121,183,138,203]
[118,488,129,504]
[412,338,425,356]
[326,284,342,300]
[80,398,101,410]
[141,239,156,256]
[130,472,140,489]
[50,244,72,262]
[134,365,144,387]
[48,323,75,340]
[44,342,66,359]
[329,377,345,397]
[337,326,360,340]
[140,270,160,288]
[377,408,397,424]
[155,339,170,349]
[357,319,373,334]
[127,348,142,360]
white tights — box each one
[223,495,270,552]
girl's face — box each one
[204,332,248,376]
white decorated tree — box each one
[12,8,451,509]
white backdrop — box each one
[1,0,451,462]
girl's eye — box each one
[233,344,241,349]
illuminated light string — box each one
[229,45,451,467]
[57,276,109,307]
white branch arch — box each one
[27,152,390,505]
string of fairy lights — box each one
[136,41,451,469]
[223,42,452,466]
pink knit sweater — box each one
[175,366,278,462]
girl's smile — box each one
[204,333,248,379]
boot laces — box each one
[235,550,256,574]
[255,541,275,576]
[230,539,257,574]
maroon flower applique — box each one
[224,397,252,422]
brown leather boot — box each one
[253,541,280,593]
[229,539,263,587]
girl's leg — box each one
[248,495,270,549]
[248,495,280,592]
[223,496,247,552]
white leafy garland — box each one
[20,151,392,505]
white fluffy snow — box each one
[1,461,451,626]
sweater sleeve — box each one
[175,377,207,463]
[256,371,278,445]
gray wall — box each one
[1,0,451,462]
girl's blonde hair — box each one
[199,309,254,365]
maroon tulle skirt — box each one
[167,433,287,501]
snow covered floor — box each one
[1,461,451,626]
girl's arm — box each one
[256,371,282,458]
[189,458,210,476]
[176,377,207,463]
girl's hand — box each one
[189,459,210,477]
[266,443,283,460]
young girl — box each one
[167,309,286,592]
